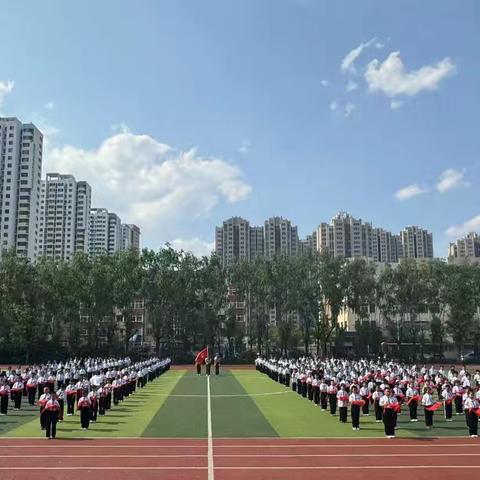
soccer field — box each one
[0,368,470,438]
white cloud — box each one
[375,42,385,49]
[341,38,377,74]
[390,100,403,110]
[394,183,428,201]
[365,51,455,98]
[45,130,252,247]
[320,79,329,87]
[436,168,468,193]
[346,80,358,92]
[238,139,251,155]
[329,100,339,112]
[344,103,356,117]
[170,237,214,257]
[446,215,480,237]
[0,79,15,108]
[44,102,55,111]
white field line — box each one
[207,374,214,480]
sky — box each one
[1,0,479,258]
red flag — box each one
[426,402,443,412]
[195,347,209,365]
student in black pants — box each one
[422,387,436,429]
[77,392,92,431]
[349,386,362,431]
[464,390,479,438]
[43,396,60,439]
[379,388,398,438]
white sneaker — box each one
[471,435,478,438]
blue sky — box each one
[1,0,479,257]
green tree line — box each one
[0,247,479,363]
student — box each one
[372,386,383,423]
[453,381,464,415]
[421,387,436,429]
[359,382,370,416]
[205,357,212,376]
[406,383,419,422]
[349,385,363,431]
[337,384,349,424]
[214,356,221,376]
[319,378,328,411]
[0,380,10,415]
[65,380,76,416]
[27,375,38,406]
[379,387,399,439]
[77,391,92,431]
[442,384,454,422]
[11,378,24,410]
[38,387,52,430]
[312,375,320,406]
[43,394,61,439]
[327,380,338,416]
[464,389,479,438]
[56,385,65,422]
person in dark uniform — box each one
[214,356,220,375]
[205,357,212,376]
[464,389,479,437]
[43,394,60,439]
[77,390,92,430]
[196,360,202,375]
[379,387,399,439]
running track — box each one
[1,437,479,480]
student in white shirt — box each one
[349,385,362,431]
[379,388,398,438]
[421,387,435,429]
[464,389,479,437]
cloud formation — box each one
[446,215,480,237]
[365,51,455,98]
[341,38,377,74]
[394,183,428,201]
[436,168,468,193]
[170,237,214,257]
[0,79,15,108]
[238,139,251,155]
[344,103,356,117]
[44,129,252,247]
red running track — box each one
[0,437,479,480]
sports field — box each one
[1,368,479,479]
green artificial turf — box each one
[142,370,208,437]
[233,369,469,438]
[0,368,471,439]
[210,371,278,437]
[1,371,183,438]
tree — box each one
[445,264,477,358]
[317,253,347,357]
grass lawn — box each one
[0,368,469,438]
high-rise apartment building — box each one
[317,212,372,259]
[399,226,434,259]
[215,216,250,265]
[448,232,480,264]
[89,208,122,255]
[121,223,141,251]
[264,216,299,258]
[249,225,264,260]
[0,117,43,260]
[74,181,92,254]
[371,228,402,263]
[38,174,92,260]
